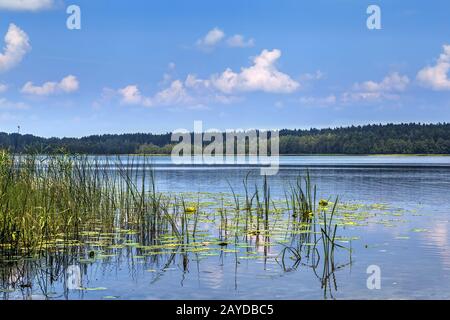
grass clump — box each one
[0,151,175,258]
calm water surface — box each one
[2,156,450,300]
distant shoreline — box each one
[2,123,450,155]
[69,153,450,157]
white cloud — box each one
[183,49,299,94]
[0,24,31,72]
[59,75,79,92]
[184,74,207,89]
[343,72,409,102]
[0,83,7,93]
[196,28,225,48]
[116,49,298,108]
[298,95,336,106]
[118,85,152,106]
[417,45,450,91]
[197,28,256,50]
[154,80,192,105]
[168,62,176,70]
[274,101,284,108]
[354,72,409,92]
[21,75,79,96]
[160,62,177,85]
[183,74,239,104]
[210,49,299,94]
[0,97,29,110]
[341,91,386,102]
[300,70,324,81]
[92,87,116,108]
[0,0,54,11]
[226,34,255,48]
[117,78,239,109]
[118,81,193,107]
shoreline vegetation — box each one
[130,153,450,157]
[0,151,349,296]
[1,123,449,155]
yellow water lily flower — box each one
[319,199,329,207]
[185,206,197,214]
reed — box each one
[0,152,181,257]
[277,171,351,298]
[0,152,353,298]
[1,151,347,290]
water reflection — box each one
[2,156,450,299]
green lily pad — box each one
[78,287,108,291]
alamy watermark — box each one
[65,5,380,31]
[66,265,81,290]
[367,5,382,30]
[66,5,81,30]
[170,121,280,176]
[366,265,381,290]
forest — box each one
[1,123,449,155]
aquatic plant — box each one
[0,152,180,258]
[0,151,362,300]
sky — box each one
[0,0,450,137]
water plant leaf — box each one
[78,287,108,291]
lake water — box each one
[2,155,450,300]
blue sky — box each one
[0,0,450,137]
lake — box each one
[1,155,450,300]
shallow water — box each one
[1,155,450,300]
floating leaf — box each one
[0,289,14,293]
[78,287,107,291]
[411,228,428,233]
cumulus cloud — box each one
[196,28,225,49]
[226,34,255,48]
[186,49,299,94]
[117,78,239,109]
[118,81,193,107]
[210,49,299,94]
[21,75,79,96]
[342,72,409,102]
[354,72,409,92]
[197,28,255,50]
[116,49,298,108]
[153,80,192,105]
[0,0,55,11]
[417,45,450,91]
[118,85,150,106]
[0,24,31,72]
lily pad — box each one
[78,287,108,291]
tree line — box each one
[1,123,449,155]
